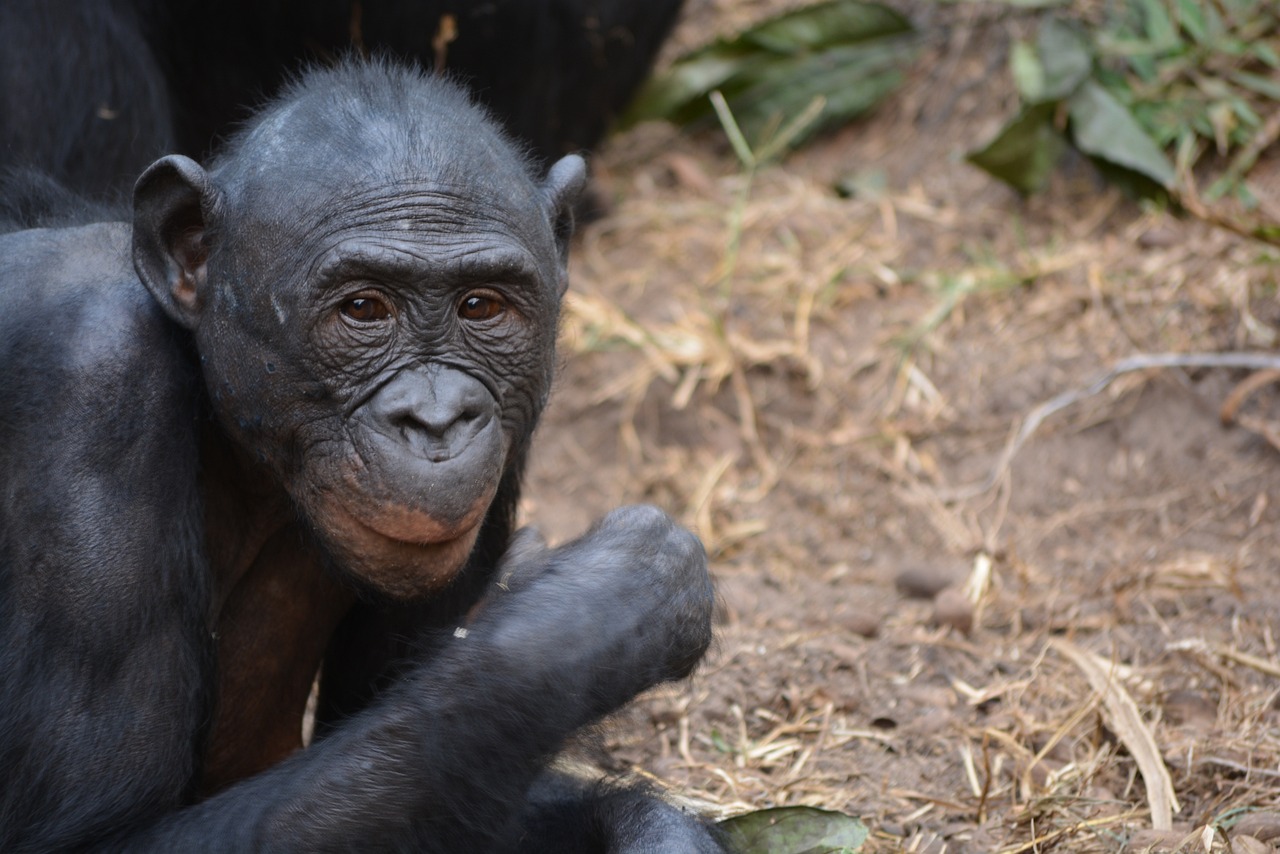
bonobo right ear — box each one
[132,155,222,330]
[541,154,588,295]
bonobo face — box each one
[132,77,586,598]
[213,181,565,594]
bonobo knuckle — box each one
[665,523,706,568]
[597,504,705,570]
[599,502,673,535]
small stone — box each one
[835,604,880,638]
[1024,758,1064,790]
[932,586,973,635]
[895,563,964,599]
[1137,225,1179,248]
[1235,813,1280,843]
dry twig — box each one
[1051,640,1180,831]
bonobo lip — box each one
[320,498,482,597]
[333,493,489,546]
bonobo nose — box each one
[366,365,495,462]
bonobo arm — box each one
[0,225,212,852]
[126,506,714,852]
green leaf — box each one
[720,807,869,854]
[1213,36,1248,58]
[966,102,1066,194]
[743,0,911,54]
[1067,79,1176,189]
[1010,40,1044,102]
[624,50,753,126]
[1029,18,1093,103]
[1127,49,1159,83]
[972,0,1070,6]
[723,41,912,144]
[622,0,915,133]
[1175,0,1209,44]
[1232,70,1280,101]
[1251,40,1280,68]
[1136,0,1178,48]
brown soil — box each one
[521,2,1280,852]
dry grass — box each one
[522,2,1280,851]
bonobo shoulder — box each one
[0,221,190,399]
[0,221,132,289]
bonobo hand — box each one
[476,505,714,717]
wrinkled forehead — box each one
[215,180,560,295]
[216,84,545,224]
[215,111,555,264]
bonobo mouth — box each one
[335,493,490,546]
[316,495,485,598]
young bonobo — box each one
[0,62,721,853]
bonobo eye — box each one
[458,291,507,322]
[340,294,393,323]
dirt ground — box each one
[519,2,1280,852]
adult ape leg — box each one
[520,771,727,854]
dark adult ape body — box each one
[0,0,685,202]
[0,63,720,853]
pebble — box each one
[835,604,880,638]
[1137,225,1179,248]
[1235,813,1280,843]
[895,563,965,599]
[932,586,974,635]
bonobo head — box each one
[131,62,587,598]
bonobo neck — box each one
[197,418,357,794]
[199,419,296,612]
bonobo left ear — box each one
[541,154,588,294]
[132,155,223,330]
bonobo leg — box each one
[520,770,727,853]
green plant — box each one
[624,0,916,149]
[969,0,1280,241]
